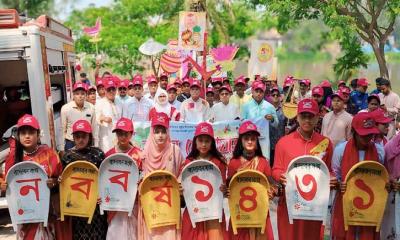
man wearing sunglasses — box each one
[209,84,240,122]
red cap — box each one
[88,85,96,91]
[320,80,331,88]
[234,75,246,86]
[338,80,346,86]
[331,91,345,101]
[206,87,214,94]
[113,117,134,133]
[283,79,294,88]
[194,122,214,138]
[312,86,324,96]
[367,94,380,104]
[112,75,122,86]
[72,120,92,134]
[174,78,182,86]
[151,112,170,129]
[285,75,294,81]
[253,81,266,91]
[190,80,201,89]
[211,77,223,84]
[371,108,392,124]
[300,79,311,86]
[297,99,319,115]
[73,82,88,92]
[17,114,40,130]
[160,73,169,78]
[182,78,191,85]
[96,79,105,87]
[239,120,260,136]
[132,75,143,86]
[339,86,351,95]
[219,84,232,93]
[352,112,379,136]
[357,78,368,87]
[167,84,177,92]
[147,75,158,85]
[118,80,129,89]
[105,80,116,89]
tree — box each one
[0,0,72,18]
[250,0,400,79]
[65,0,184,78]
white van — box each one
[0,9,75,207]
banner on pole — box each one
[285,155,330,224]
[60,161,99,223]
[139,170,180,231]
[343,161,389,231]
[6,162,50,231]
[248,40,276,77]
[178,11,206,51]
[228,170,269,235]
[99,153,139,215]
[181,160,224,227]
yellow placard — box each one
[228,170,270,235]
[343,161,389,231]
[60,161,99,223]
[139,170,180,231]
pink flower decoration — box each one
[210,45,239,62]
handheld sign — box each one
[60,161,99,223]
[181,160,223,227]
[285,155,330,224]
[343,161,389,231]
[6,162,50,231]
[228,170,269,235]
[99,153,139,215]
[139,170,180,231]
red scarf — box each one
[332,138,380,240]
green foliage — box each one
[65,0,184,77]
[248,0,399,78]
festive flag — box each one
[83,18,101,37]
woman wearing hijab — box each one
[138,112,185,240]
[149,89,180,121]
[1,114,63,240]
[61,120,108,240]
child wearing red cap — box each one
[227,120,275,240]
[2,114,63,239]
[105,117,142,240]
[61,119,108,240]
[179,122,227,239]
[138,112,185,239]
[273,99,334,240]
[331,112,384,240]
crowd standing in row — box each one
[1,65,400,240]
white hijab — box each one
[154,88,172,116]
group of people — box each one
[1,68,400,240]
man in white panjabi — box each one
[180,80,210,123]
[209,84,240,122]
[95,80,120,152]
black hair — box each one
[350,78,358,88]
[72,132,94,147]
[232,132,264,159]
[187,135,225,164]
[14,126,41,164]
[80,72,87,78]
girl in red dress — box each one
[180,122,227,240]
[2,114,63,240]
[148,89,180,121]
[227,120,275,240]
[105,117,142,240]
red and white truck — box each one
[0,9,76,208]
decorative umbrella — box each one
[139,39,166,56]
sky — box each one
[56,0,114,21]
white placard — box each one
[99,153,139,215]
[285,155,330,225]
[181,160,224,227]
[6,161,50,231]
